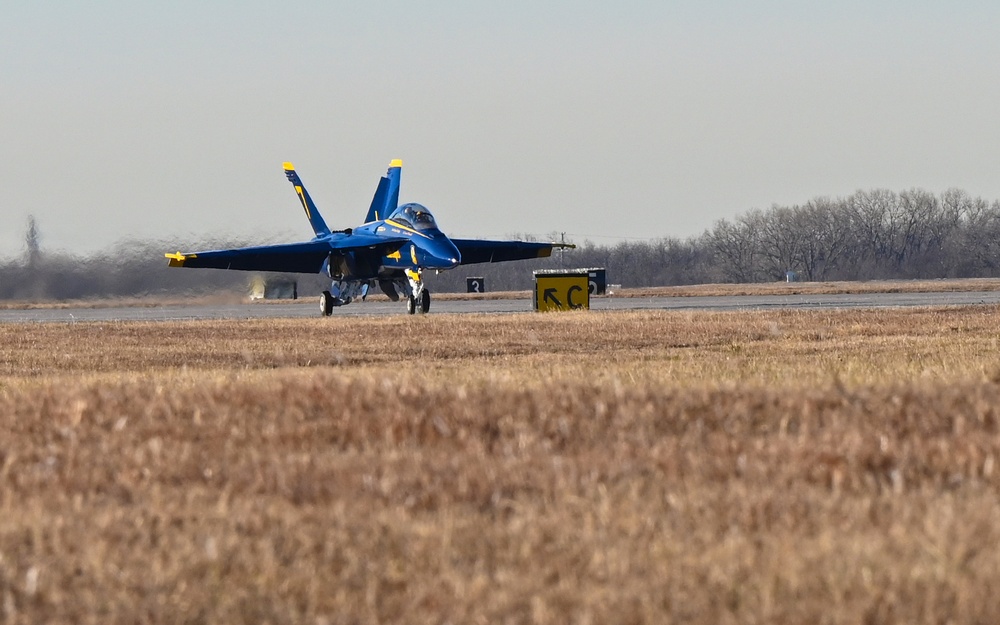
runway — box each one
[3,290,1000,323]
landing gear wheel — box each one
[419,289,430,314]
[320,291,334,317]
[406,295,417,315]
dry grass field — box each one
[3,307,1000,623]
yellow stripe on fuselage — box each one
[384,219,430,239]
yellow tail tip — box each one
[282,162,295,170]
[389,159,403,168]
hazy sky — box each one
[3,1,999,258]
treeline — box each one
[0,239,257,301]
[425,239,715,291]
[432,188,1000,290]
[5,187,1000,300]
[704,188,1000,283]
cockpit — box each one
[392,203,438,231]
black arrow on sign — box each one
[543,288,562,308]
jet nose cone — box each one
[433,254,460,269]
[428,238,461,269]
[444,244,461,269]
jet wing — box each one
[165,234,408,273]
[451,239,573,265]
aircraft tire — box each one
[320,291,334,317]
[419,289,430,314]
[406,295,416,315]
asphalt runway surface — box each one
[4,290,1000,323]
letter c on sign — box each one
[567,285,583,309]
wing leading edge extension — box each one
[451,239,574,265]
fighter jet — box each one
[165,160,573,315]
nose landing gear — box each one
[406,289,431,315]
[405,269,431,314]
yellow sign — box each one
[534,274,590,312]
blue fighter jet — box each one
[166,160,573,315]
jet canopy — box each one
[393,203,438,230]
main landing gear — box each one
[318,281,369,317]
[320,291,335,317]
[317,273,431,317]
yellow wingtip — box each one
[389,159,403,168]
[165,251,188,267]
[282,162,295,170]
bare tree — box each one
[845,189,894,276]
[25,216,41,268]
[959,198,1000,274]
[757,206,806,280]
[795,198,852,281]
[708,211,765,283]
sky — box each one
[2,1,1000,258]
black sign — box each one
[466,277,486,293]
[587,269,606,295]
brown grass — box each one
[3,308,1000,623]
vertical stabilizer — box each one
[284,162,332,237]
[364,159,402,223]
